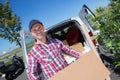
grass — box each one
[0,41,34,61]
[0,47,22,61]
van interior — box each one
[47,20,89,64]
[47,20,85,46]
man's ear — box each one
[42,26,45,31]
[30,32,33,36]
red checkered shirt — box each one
[27,38,80,80]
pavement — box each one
[108,67,120,80]
[0,71,28,80]
[98,45,120,80]
[103,60,120,80]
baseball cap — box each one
[29,19,43,31]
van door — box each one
[79,4,100,34]
[79,4,100,46]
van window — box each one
[85,14,100,30]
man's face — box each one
[30,23,45,40]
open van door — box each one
[20,30,33,72]
[79,4,100,34]
[79,4,100,47]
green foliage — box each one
[0,0,22,47]
[94,0,120,66]
[86,14,101,30]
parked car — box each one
[20,4,111,80]
[0,54,25,80]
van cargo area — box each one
[47,20,91,64]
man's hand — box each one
[81,46,90,54]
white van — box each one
[20,4,110,80]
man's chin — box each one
[37,36,44,40]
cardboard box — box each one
[62,41,83,57]
[62,40,69,46]
[49,50,110,80]
[70,42,84,51]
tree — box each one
[94,0,120,66]
[0,0,22,47]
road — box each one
[0,71,28,80]
[107,65,120,80]
[98,45,120,80]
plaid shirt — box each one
[27,38,80,80]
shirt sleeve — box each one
[27,51,40,80]
[56,39,80,58]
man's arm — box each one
[27,52,41,80]
[56,39,80,58]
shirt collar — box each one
[34,36,52,45]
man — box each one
[27,19,81,80]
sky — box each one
[0,0,110,54]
